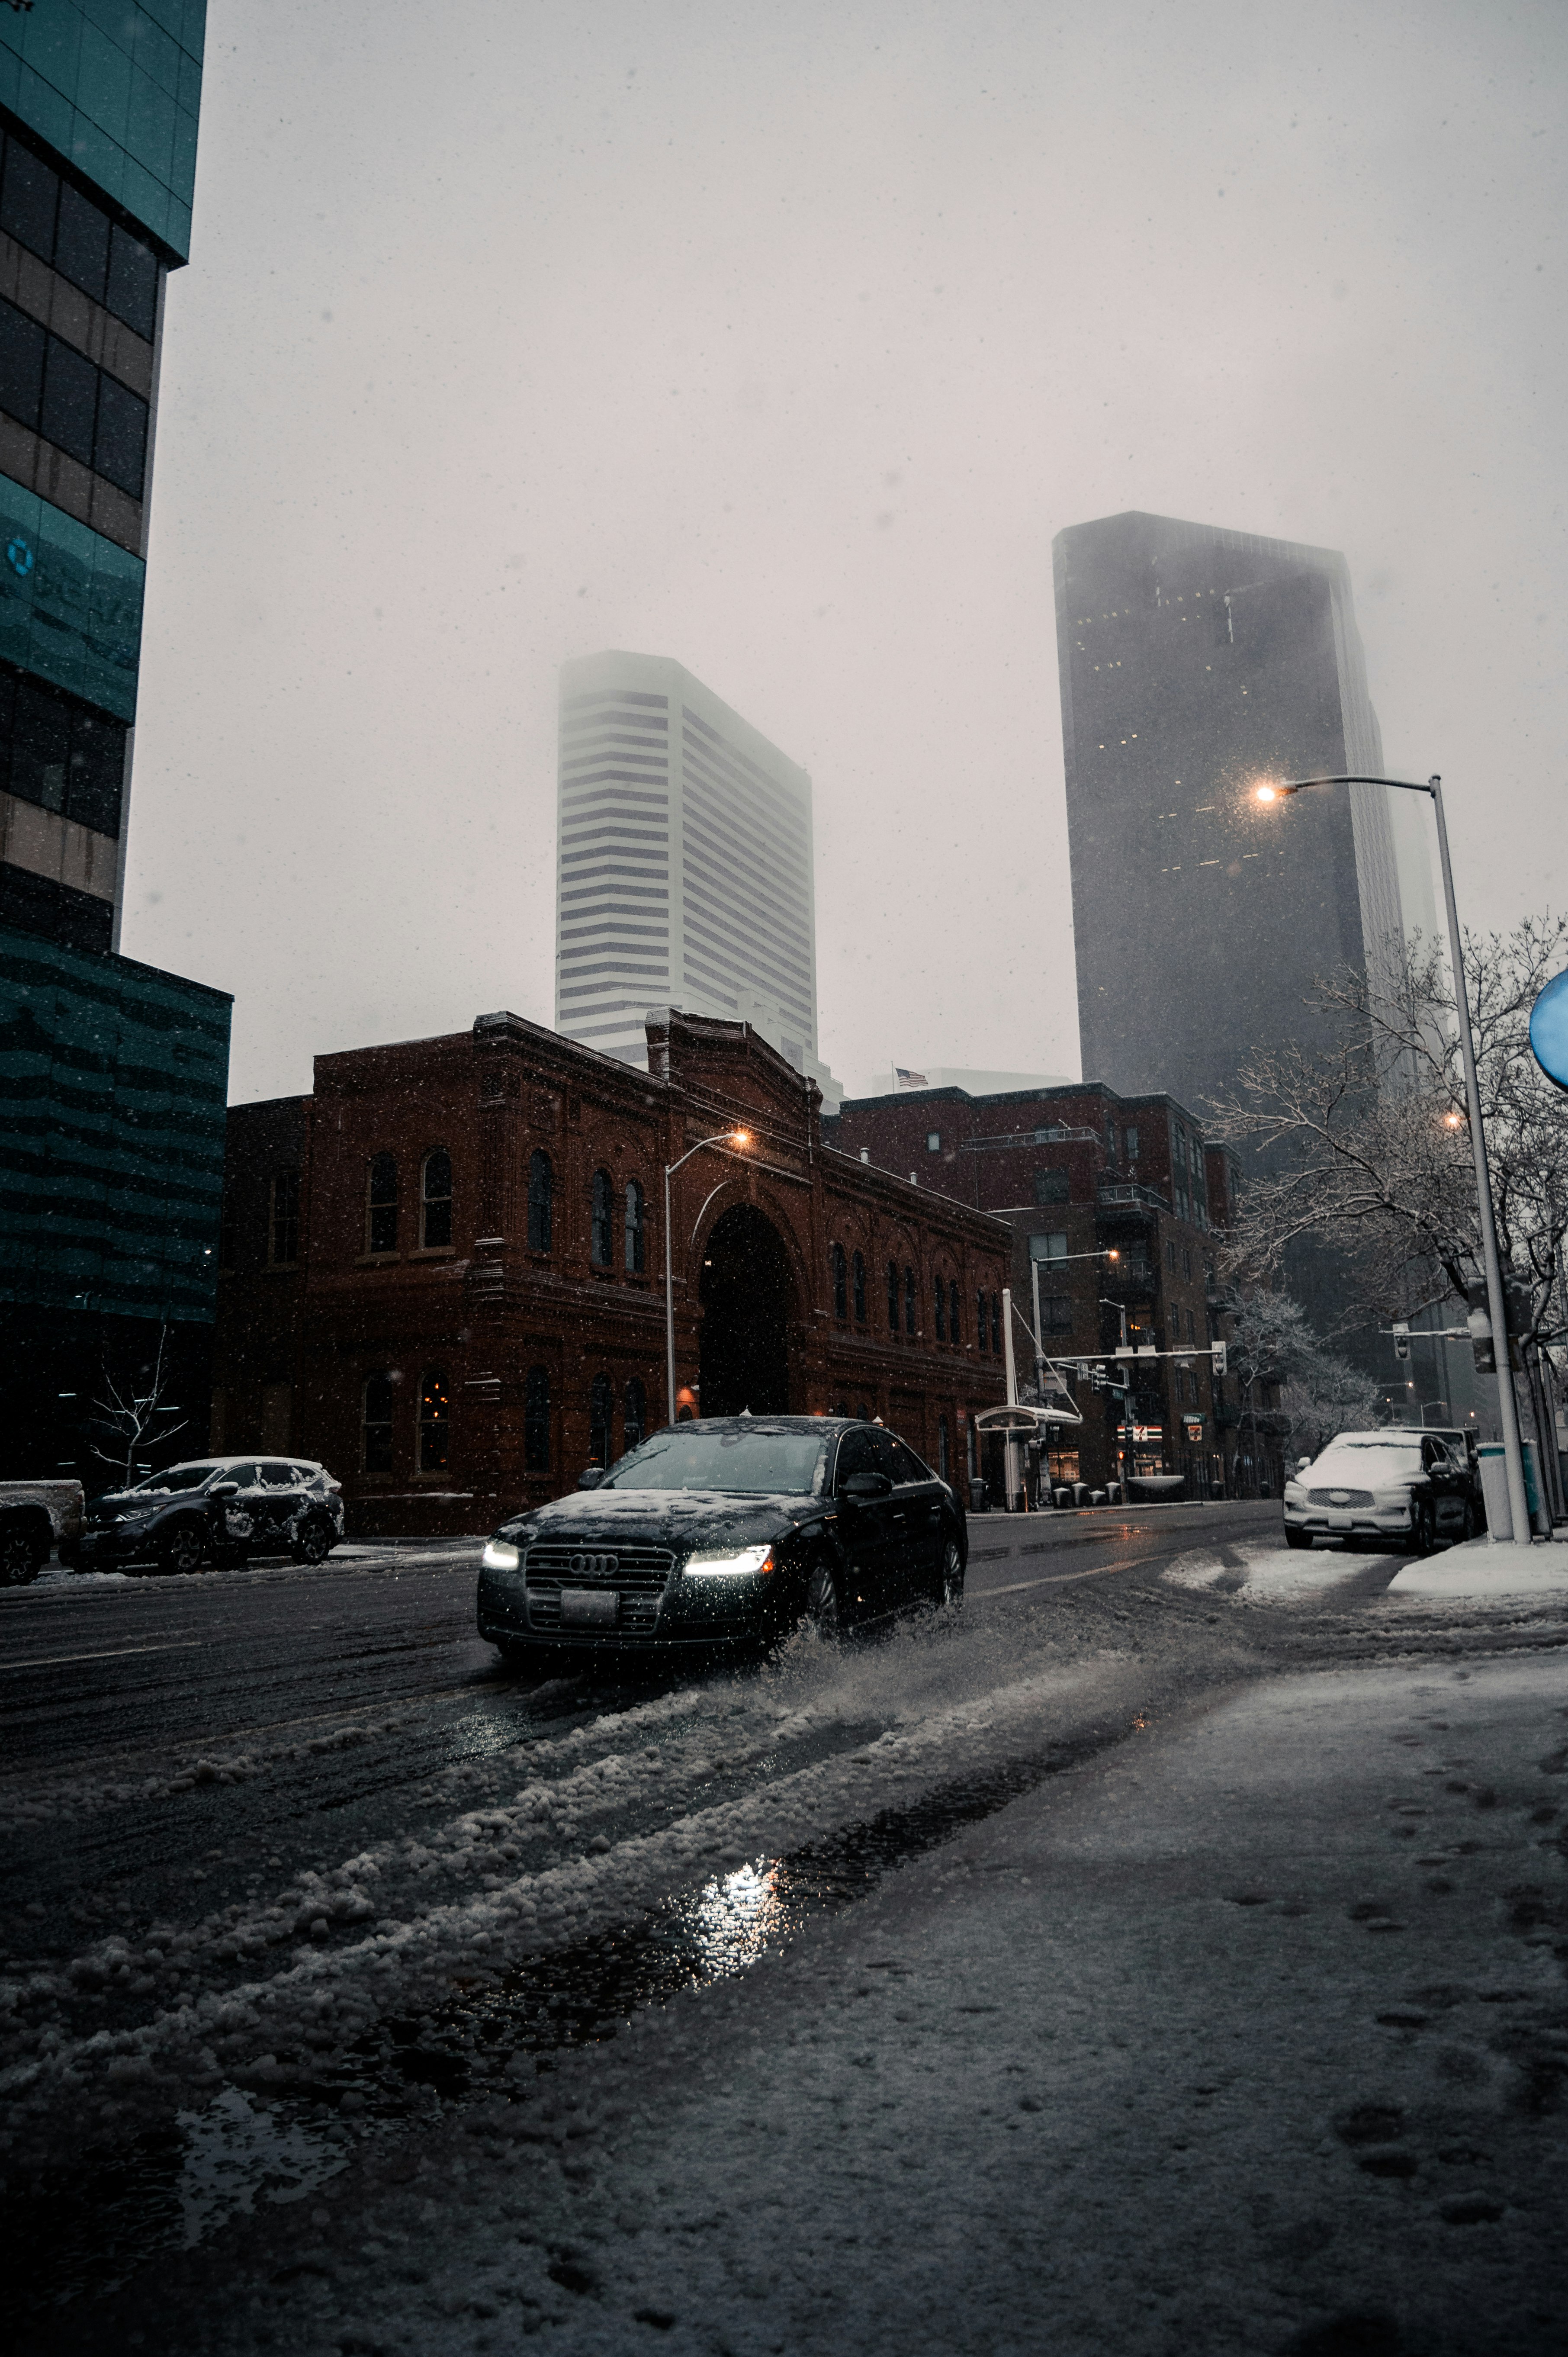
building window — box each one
[0,124,160,336]
[1125,1125,1139,1161]
[0,663,127,836]
[949,1281,961,1345]
[366,1154,398,1254]
[625,1180,646,1273]
[938,1415,950,1479]
[852,1249,867,1322]
[421,1149,453,1249]
[831,1242,848,1320]
[978,1291,990,1353]
[1042,1295,1073,1335]
[1033,1167,1069,1205]
[1166,1238,1177,1272]
[589,1372,614,1467]
[527,1150,553,1253]
[419,1370,450,1471]
[269,1167,299,1266]
[934,1275,946,1342]
[1029,1232,1068,1266]
[905,1264,917,1333]
[992,1294,1002,1356]
[0,293,150,497]
[887,1259,900,1331]
[927,1131,941,1153]
[362,1372,394,1473]
[1183,1247,1192,1280]
[625,1376,647,1451]
[524,1365,550,1473]
[590,1168,614,1268]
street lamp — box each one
[664,1130,751,1428]
[1253,771,1531,1545]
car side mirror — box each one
[840,1470,892,1502]
[577,1466,606,1491]
[1296,1457,1311,1473]
[210,1481,240,1499]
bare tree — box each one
[1209,914,1568,1499]
[90,1324,188,1490]
[1219,1284,1382,1488]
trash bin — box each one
[970,1479,988,1515]
[1478,1441,1552,1539]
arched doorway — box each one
[698,1203,794,1416]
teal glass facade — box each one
[0,922,230,1322]
[0,0,203,261]
[0,477,143,721]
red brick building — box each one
[212,1011,1010,1534]
[825,1080,1272,1496]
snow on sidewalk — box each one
[1387,1531,1568,1601]
[90,1653,1568,2357]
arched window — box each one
[419,1370,449,1471]
[362,1371,393,1472]
[589,1372,614,1467]
[624,1180,646,1274]
[590,1169,614,1268]
[992,1293,1003,1356]
[978,1291,990,1352]
[949,1281,961,1345]
[524,1365,550,1472]
[831,1242,848,1321]
[904,1265,916,1334]
[887,1259,900,1331]
[934,1274,946,1342]
[625,1376,647,1451]
[421,1148,452,1249]
[366,1153,398,1254]
[938,1415,950,1479]
[527,1150,553,1253]
[851,1249,867,1322]
[857,1402,871,1421]
[269,1167,300,1266]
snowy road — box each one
[6,1507,1566,2352]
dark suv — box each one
[62,1457,344,1575]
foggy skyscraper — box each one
[1053,509,1436,1114]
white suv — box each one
[1282,1431,1476,1555]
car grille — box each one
[524,1542,675,1638]
[1308,1487,1375,1508]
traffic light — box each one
[1210,1340,1227,1376]
[1392,1321,1410,1363]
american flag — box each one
[894,1066,928,1089]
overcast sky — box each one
[122,0,1568,1106]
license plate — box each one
[559,1587,618,1628]
[1327,1513,1351,1529]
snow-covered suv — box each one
[61,1457,344,1575]
[1282,1430,1478,1555]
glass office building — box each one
[0,3,228,1481]
[554,651,842,1105]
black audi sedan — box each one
[477,1416,965,1662]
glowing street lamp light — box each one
[664,1129,751,1427]
[1253,771,1531,1544]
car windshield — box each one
[127,1463,220,1494]
[603,1430,829,1495]
[1312,1445,1421,1482]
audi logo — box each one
[569,1552,618,1578]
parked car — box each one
[0,1479,84,1585]
[478,1415,965,1663]
[61,1457,344,1575]
[1282,1429,1479,1553]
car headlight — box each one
[1283,1483,1305,1503]
[482,1537,521,1571]
[684,1543,776,1578]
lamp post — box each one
[1253,772,1531,1545]
[664,1129,750,1427]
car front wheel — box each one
[159,1519,206,1576]
[802,1557,841,1639]
[936,1536,965,1607]
[1406,1501,1436,1558]
[1284,1528,1311,1550]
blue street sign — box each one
[1529,968,1568,1092]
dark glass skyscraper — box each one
[1054,508,1431,1115]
